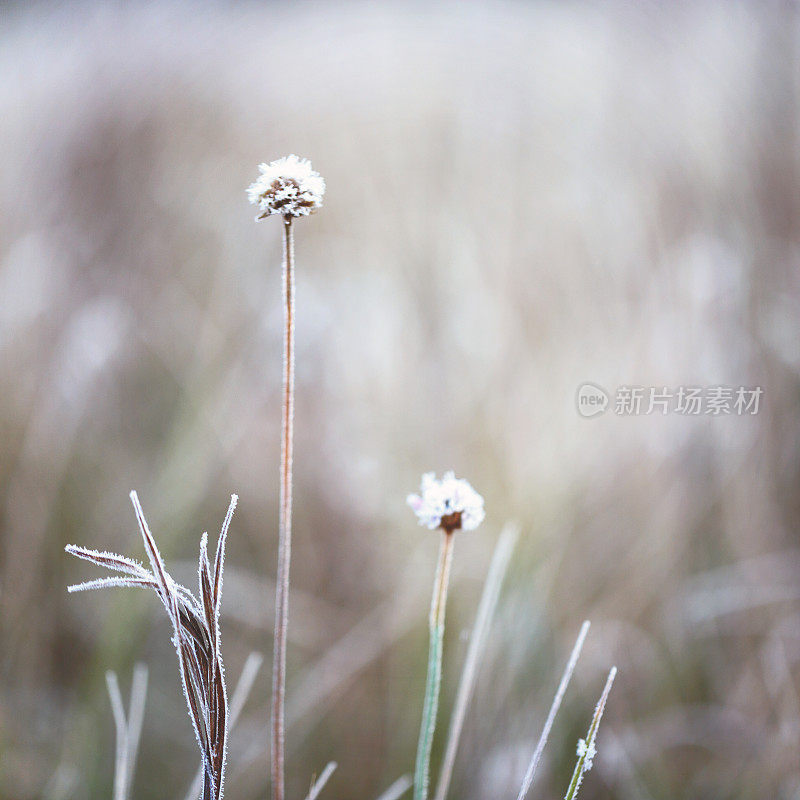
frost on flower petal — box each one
[406,471,485,533]
[247,154,325,219]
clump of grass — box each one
[66,491,238,800]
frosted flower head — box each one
[406,471,485,533]
[247,155,325,219]
[576,738,597,770]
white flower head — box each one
[406,471,485,533]
[247,154,325,219]
[576,738,597,771]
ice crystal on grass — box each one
[66,491,238,800]
[407,471,485,533]
[247,155,325,219]
[575,738,596,770]
[563,666,616,800]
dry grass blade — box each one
[516,620,591,800]
[66,492,238,800]
[229,652,264,726]
[129,492,173,602]
[127,665,148,794]
[105,664,148,800]
[375,775,413,800]
[286,598,419,733]
[106,671,128,800]
[65,545,148,577]
[43,764,79,800]
[434,523,518,800]
[238,597,422,772]
[304,761,337,800]
[69,576,158,593]
[214,496,236,617]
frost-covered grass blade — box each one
[516,620,591,800]
[563,666,617,800]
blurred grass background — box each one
[1,1,799,798]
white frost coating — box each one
[576,738,596,770]
[407,471,485,531]
[247,155,325,218]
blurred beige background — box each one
[1,2,799,798]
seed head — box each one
[407,471,485,533]
[247,155,325,219]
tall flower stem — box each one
[414,529,455,800]
[271,216,295,800]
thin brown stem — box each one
[271,215,295,800]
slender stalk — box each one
[376,775,413,800]
[563,666,617,800]
[105,665,148,800]
[516,621,590,800]
[434,523,519,800]
[272,216,295,800]
[414,530,455,800]
[126,664,148,798]
[106,671,128,800]
[304,762,337,800]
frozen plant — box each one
[247,155,325,219]
[407,471,485,532]
[404,471,616,800]
[515,621,591,800]
[575,738,596,771]
[66,492,238,800]
[563,667,617,800]
[248,155,325,800]
[407,471,485,800]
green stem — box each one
[563,743,589,800]
[414,530,455,800]
[563,666,616,800]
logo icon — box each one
[576,383,609,418]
